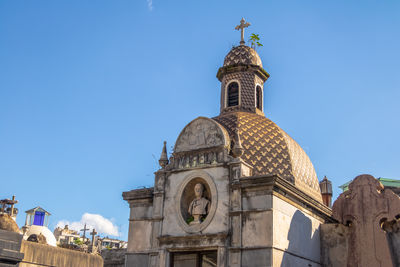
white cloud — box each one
[56,213,119,237]
[147,0,153,11]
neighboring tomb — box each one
[22,206,57,247]
[321,174,400,267]
[54,225,81,246]
[339,177,400,196]
[0,198,104,267]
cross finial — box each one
[235,18,251,45]
[90,228,98,246]
[80,223,90,241]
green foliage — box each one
[249,33,263,49]
[74,238,83,245]
[186,216,194,224]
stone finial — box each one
[332,174,400,267]
[159,141,169,168]
[319,176,333,207]
[232,131,244,158]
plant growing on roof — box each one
[249,33,263,49]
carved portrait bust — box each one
[188,183,210,225]
[176,171,218,233]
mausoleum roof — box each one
[223,45,263,67]
[213,112,322,202]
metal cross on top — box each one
[235,18,251,45]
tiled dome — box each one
[213,112,323,202]
[223,45,262,67]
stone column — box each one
[228,159,251,267]
[217,246,227,267]
[152,170,167,266]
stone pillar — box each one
[158,249,168,267]
[152,171,166,250]
[217,246,227,267]
[228,159,251,267]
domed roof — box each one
[213,112,322,202]
[24,225,57,246]
[223,45,262,67]
[0,214,20,233]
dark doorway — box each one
[171,250,217,267]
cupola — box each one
[216,18,270,115]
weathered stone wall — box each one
[321,222,400,267]
[272,196,323,267]
[19,240,103,267]
[321,175,400,267]
[320,223,349,267]
[387,224,400,267]
[0,229,24,266]
[229,178,328,267]
[101,248,125,267]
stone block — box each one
[127,221,152,252]
[130,205,153,220]
[0,229,24,266]
[242,191,271,211]
[125,253,148,267]
[242,211,272,247]
[241,248,271,267]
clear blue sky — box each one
[1,1,399,240]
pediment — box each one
[174,117,230,153]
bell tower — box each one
[216,18,270,115]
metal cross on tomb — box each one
[90,228,97,246]
[80,223,90,241]
[235,18,251,45]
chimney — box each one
[320,176,333,207]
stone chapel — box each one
[123,19,334,267]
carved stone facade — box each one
[123,33,332,266]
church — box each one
[122,19,400,267]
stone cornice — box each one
[122,188,154,202]
[238,175,335,222]
[216,64,270,82]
